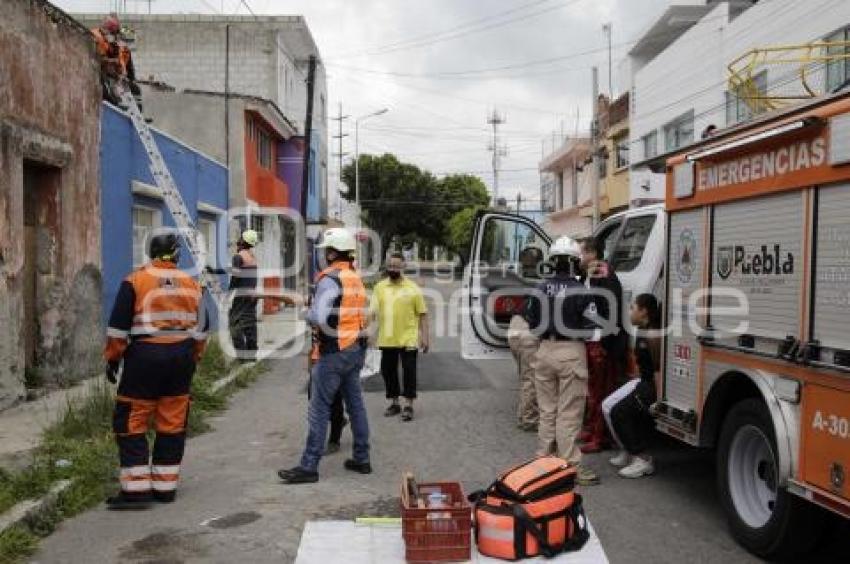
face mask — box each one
[387,270,401,280]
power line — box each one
[325,0,585,60]
[323,10,740,81]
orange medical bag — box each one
[469,456,589,560]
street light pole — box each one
[354,108,389,236]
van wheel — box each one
[717,398,824,558]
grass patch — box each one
[0,338,266,563]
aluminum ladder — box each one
[116,85,225,305]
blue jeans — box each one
[300,344,370,472]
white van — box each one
[461,204,665,360]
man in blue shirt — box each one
[279,228,371,484]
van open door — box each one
[462,211,551,360]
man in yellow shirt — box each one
[371,254,429,422]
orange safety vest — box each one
[91,28,129,75]
[314,261,367,354]
[105,260,207,362]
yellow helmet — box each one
[241,229,259,247]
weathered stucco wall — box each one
[0,0,103,408]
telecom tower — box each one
[487,109,508,204]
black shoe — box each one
[278,466,319,484]
[344,459,372,474]
[325,441,341,455]
[152,490,176,503]
[106,493,152,510]
[401,406,414,422]
[384,404,401,417]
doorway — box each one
[22,161,61,385]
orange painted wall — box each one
[244,112,289,313]
[244,113,289,207]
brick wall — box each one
[0,0,103,408]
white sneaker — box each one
[618,456,654,478]
[609,451,631,468]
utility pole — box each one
[487,109,507,205]
[516,192,522,215]
[300,55,317,220]
[591,66,601,228]
[330,103,349,220]
[603,23,613,97]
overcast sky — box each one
[56,0,670,210]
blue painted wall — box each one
[100,103,229,326]
[279,133,325,223]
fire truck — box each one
[463,91,850,557]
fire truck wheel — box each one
[717,398,824,558]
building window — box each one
[198,217,218,268]
[663,110,694,152]
[826,27,850,92]
[614,135,629,169]
[247,117,273,170]
[642,130,658,160]
[726,70,766,125]
[132,206,161,267]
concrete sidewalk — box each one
[0,314,305,474]
[0,378,105,470]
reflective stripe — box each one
[151,480,178,492]
[133,311,198,323]
[121,479,152,492]
[479,525,514,542]
[130,326,193,336]
[120,466,151,478]
[107,327,129,339]
[151,465,180,476]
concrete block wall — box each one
[74,14,329,220]
[0,0,103,408]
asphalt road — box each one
[33,276,848,563]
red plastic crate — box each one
[401,481,472,563]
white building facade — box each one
[628,0,850,204]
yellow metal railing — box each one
[728,41,850,114]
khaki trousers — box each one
[531,339,588,466]
[508,316,539,425]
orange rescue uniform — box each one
[104,260,207,501]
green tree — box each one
[446,206,485,265]
[340,154,433,255]
[436,174,491,213]
[341,156,490,260]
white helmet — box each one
[316,227,357,252]
[241,229,259,247]
[549,236,581,259]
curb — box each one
[209,361,256,394]
[0,479,73,536]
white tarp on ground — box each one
[295,520,609,564]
